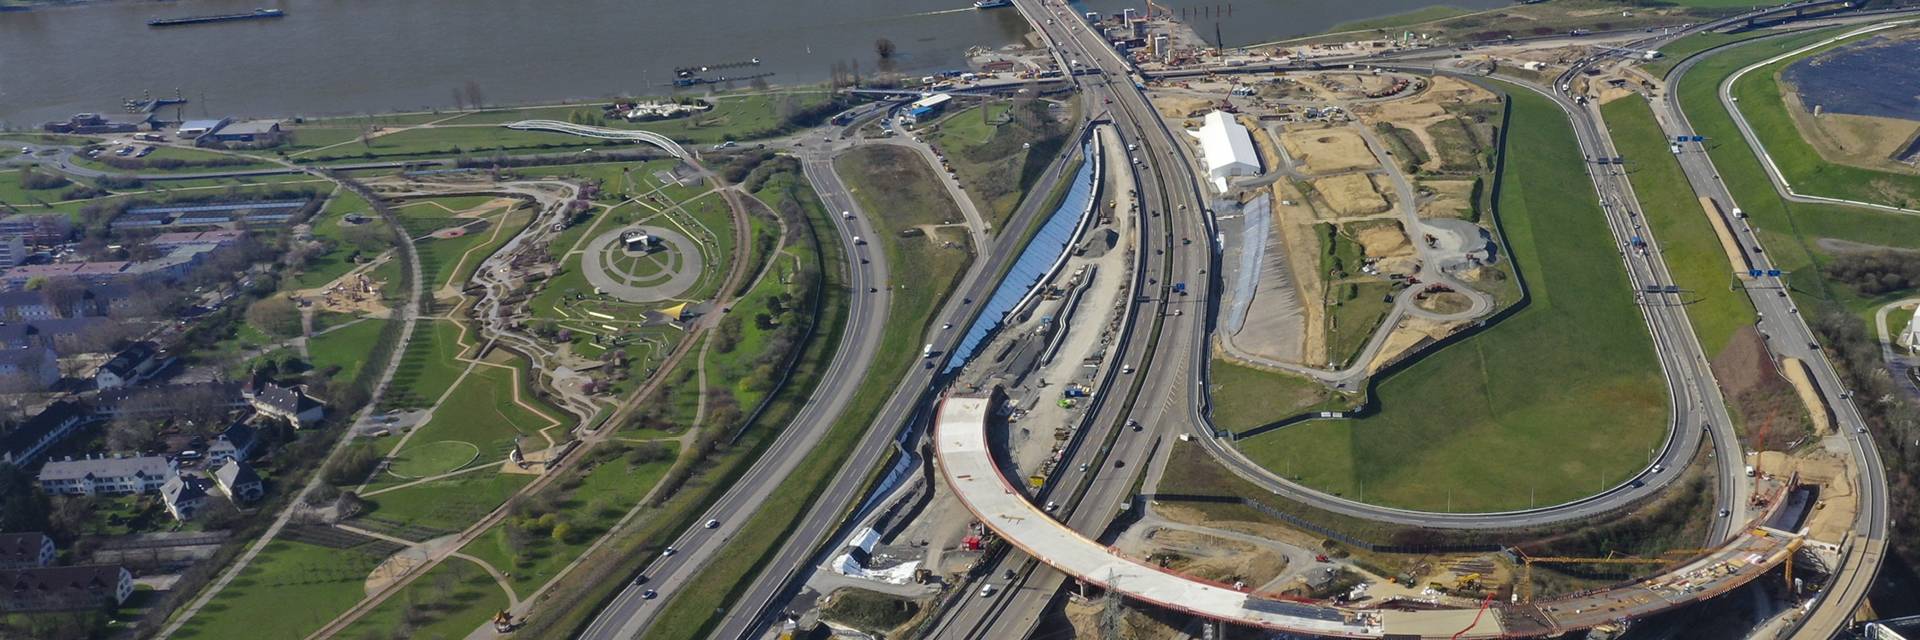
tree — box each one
[551,522,574,544]
[106,418,165,453]
[245,296,302,339]
[339,218,391,253]
[874,38,897,59]
[323,446,380,486]
[463,80,487,110]
[713,315,744,353]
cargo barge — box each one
[147,8,285,27]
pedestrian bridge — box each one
[501,120,687,158]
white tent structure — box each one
[1901,305,1920,354]
[1189,110,1261,190]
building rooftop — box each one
[38,455,172,482]
[216,120,281,136]
[0,565,125,597]
[0,533,49,566]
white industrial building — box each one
[1189,111,1261,190]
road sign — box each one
[1691,135,1707,142]
[1767,269,1782,277]
[1750,269,1764,277]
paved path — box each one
[578,225,703,302]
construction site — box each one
[1148,68,1507,383]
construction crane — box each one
[1511,548,1712,602]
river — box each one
[1,0,1495,126]
[1071,0,1506,47]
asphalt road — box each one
[577,145,892,640]
[1655,29,1889,638]
[705,109,1097,639]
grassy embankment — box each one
[1236,86,1669,512]
[926,99,1072,230]
[633,146,975,640]
[1724,31,1920,209]
[1601,97,1757,355]
[1678,28,1920,329]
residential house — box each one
[94,342,169,389]
[203,120,284,146]
[0,533,56,570]
[0,344,60,391]
[160,474,212,521]
[0,400,87,467]
[0,235,24,268]
[38,455,176,496]
[0,565,134,611]
[92,382,245,421]
[212,461,262,503]
[206,418,257,463]
[247,382,325,429]
[0,317,115,353]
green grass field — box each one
[1603,97,1757,355]
[1643,31,1769,79]
[462,449,675,597]
[1678,29,1920,328]
[1326,280,1395,369]
[170,539,392,640]
[835,146,974,334]
[444,92,836,144]
[307,318,390,383]
[387,440,482,478]
[1208,358,1354,433]
[402,364,560,465]
[380,319,471,410]
[926,100,1070,230]
[356,472,534,541]
[1236,87,1669,511]
[1726,34,1920,209]
[293,189,381,289]
[334,557,507,640]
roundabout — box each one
[580,225,705,303]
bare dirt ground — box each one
[1313,172,1391,216]
[1350,220,1416,275]
[1150,94,1216,120]
[1753,450,1854,545]
[1781,78,1920,176]
[1709,326,1815,451]
[1280,126,1378,175]
[1353,75,1497,174]
[1416,179,1477,219]
[1366,315,1462,374]
[1121,528,1288,587]
[1272,181,1328,360]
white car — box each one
[842,210,854,219]
[704,518,720,529]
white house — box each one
[161,474,213,522]
[38,456,177,496]
[0,533,56,570]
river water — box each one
[1,0,1490,126]
[1070,0,1506,48]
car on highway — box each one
[1127,419,1140,432]
[641,589,658,600]
[662,546,677,556]
[1078,463,1088,472]
[1718,509,1730,518]
[979,583,998,597]
[704,518,720,529]
[17,147,28,154]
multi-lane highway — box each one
[577,4,1896,639]
[1654,28,1890,638]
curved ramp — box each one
[502,120,688,158]
[934,392,1804,638]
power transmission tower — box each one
[1100,576,1124,640]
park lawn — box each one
[335,557,507,640]
[380,319,471,411]
[280,126,366,155]
[462,450,676,597]
[307,318,390,383]
[1236,86,1669,512]
[1726,33,1920,209]
[448,92,838,144]
[1678,29,1920,328]
[169,539,391,640]
[416,207,532,292]
[634,166,868,640]
[311,125,603,161]
[668,191,738,302]
[1208,358,1354,433]
[356,472,534,541]
[0,169,83,210]
[531,159,705,204]
[403,363,560,464]
[706,227,809,408]
[1602,96,1756,355]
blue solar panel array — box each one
[125,200,309,215]
[944,141,1099,373]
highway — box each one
[1654,27,1890,640]
[577,143,894,640]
